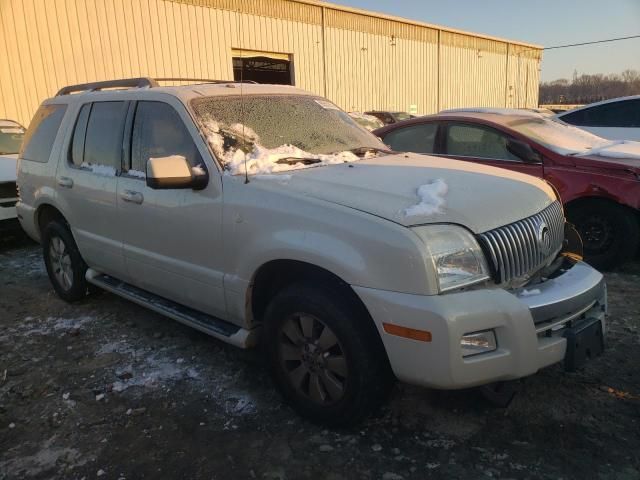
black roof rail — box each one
[155,77,259,85]
[55,77,159,96]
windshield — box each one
[0,122,25,155]
[392,112,412,122]
[506,116,609,155]
[191,94,386,175]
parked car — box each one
[374,108,640,270]
[17,79,606,425]
[365,110,414,125]
[0,119,25,231]
[555,95,640,141]
[348,112,385,131]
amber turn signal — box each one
[382,323,432,342]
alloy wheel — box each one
[49,236,73,291]
[278,313,348,405]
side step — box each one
[86,269,257,348]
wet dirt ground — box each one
[1,233,639,480]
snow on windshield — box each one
[507,117,610,155]
[192,95,385,175]
[404,179,448,217]
[202,120,360,175]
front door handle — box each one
[120,190,144,205]
[57,177,74,188]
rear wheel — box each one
[567,200,639,270]
[42,219,90,302]
[263,282,394,426]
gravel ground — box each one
[1,233,639,480]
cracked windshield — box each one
[191,94,387,175]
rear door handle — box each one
[57,177,74,188]
[120,190,144,205]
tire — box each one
[42,219,90,302]
[479,380,519,408]
[262,282,394,426]
[566,200,640,271]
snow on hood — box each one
[202,120,361,175]
[404,179,448,217]
[249,153,557,233]
[577,140,640,160]
[0,153,18,182]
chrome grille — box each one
[478,201,565,284]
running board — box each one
[86,269,257,348]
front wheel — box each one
[42,219,90,302]
[263,283,394,426]
[567,201,640,270]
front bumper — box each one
[0,197,18,222]
[354,260,606,389]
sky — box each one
[334,0,640,82]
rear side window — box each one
[20,104,67,162]
[82,102,128,170]
[445,124,520,161]
[383,123,438,154]
[69,104,91,167]
[130,101,201,175]
[562,100,640,128]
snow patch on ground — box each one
[9,315,96,337]
[520,288,541,297]
[202,120,359,175]
[404,179,448,217]
[98,338,258,418]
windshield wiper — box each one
[275,157,322,165]
[346,146,392,156]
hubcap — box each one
[578,215,613,254]
[278,313,348,405]
[49,236,73,291]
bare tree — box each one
[540,70,640,104]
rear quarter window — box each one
[20,104,67,163]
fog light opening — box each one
[461,330,497,357]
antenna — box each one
[236,2,250,184]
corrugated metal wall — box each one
[0,0,542,127]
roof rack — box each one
[155,77,258,84]
[55,77,158,96]
[55,77,260,96]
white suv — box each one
[17,78,607,425]
[0,119,25,230]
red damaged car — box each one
[374,109,640,269]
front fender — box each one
[221,177,437,324]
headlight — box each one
[414,225,490,292]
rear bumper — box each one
[354,260,606,389]
[15,201,40,242]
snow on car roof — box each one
[440,108,545,118]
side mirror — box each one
[506,139,541,163]
[146,155,208,190]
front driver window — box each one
[446,124,520,161]
[131,101,202,175]
[383,123,437,154]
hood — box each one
[572,141,640,174]
[0,154,18,182]
[253,153,556,233]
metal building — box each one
[0,0,543,127]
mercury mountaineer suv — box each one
[16,78,607,425]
